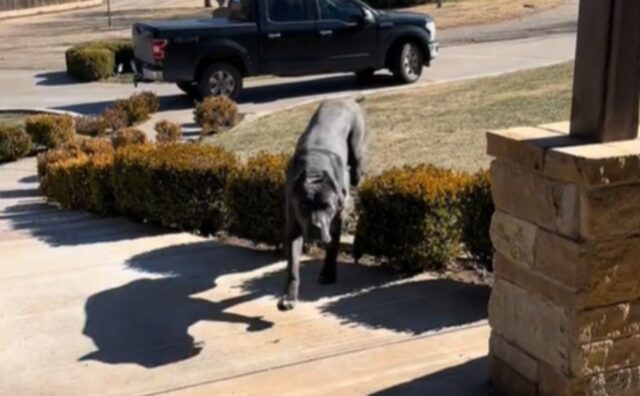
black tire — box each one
[391,42,424,84]
[196,62,243,100]
[354,68,375,84]
[176,81,198,97]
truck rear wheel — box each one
[197,62,242,100]
[391,42,423,84]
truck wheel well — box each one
[385,37,427,69]
[195,56,246,80]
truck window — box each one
[228,0,255,22]
[318,0,363,23]
[268,0,314,23]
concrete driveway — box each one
[0,157,494,395]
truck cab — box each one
[132,0,438,99]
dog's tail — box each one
[354,94,366,103]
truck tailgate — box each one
[132,24,156,65]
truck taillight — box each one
[152,39,169,61]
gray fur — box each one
[278,98,367,311]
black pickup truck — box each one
[132,0,438,99]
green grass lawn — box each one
[206,62,574,174]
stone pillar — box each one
[487,122,640,396]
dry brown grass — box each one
[206,62,574,174]
[409,0,563,29]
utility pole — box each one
[107,0,112,27]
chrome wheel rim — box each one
[209,70,235,96]
[403,44,421,80]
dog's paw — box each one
[277,297,296,311]
[318,271,337,285]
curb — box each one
[0,107,83,117]
[0,0,102,20]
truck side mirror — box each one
[361,9,375,25]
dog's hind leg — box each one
[278,211,303,311]
[348,109,367,187]
[319,212,342,285]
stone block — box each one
[491,160,581,239]
[490,332,538,381]
[489,279,570,373]
[576,303,640,344]
[490,211,537,268]
[581,184,640,240]
[490,356,538,396]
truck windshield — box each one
[228,0,255,22]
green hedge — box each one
[65,40,133,82]
[461,170,494,269]
[0,125,31,163]
[226,152,288,246]
[112,144,237,234]
[356,164,471,272]
[194,96,240,135]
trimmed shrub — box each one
[226,152,288,246]
[194,96,239,135]
[461,170,495,270]
[138,91,160,114]
[65,39,133,82]
[76,116,108,137]
[37,137,113,194]
[25,114,75,148]
[0,126,31,163]
[65,47,114,82]
[111,128,147,149]
[112,92,159,126]
[154,120,183,143]
[101,107,129,132]
[44,153,116,214]
[112,144,237,234]
[355,165,470,273]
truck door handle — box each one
[268,33,281,39]
[319,30,333,36]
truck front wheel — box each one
[197,62,243,100]
[391,42,424,84]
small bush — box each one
[37,137,113,195]
[226,152,288,246]
[65,47,114,82]
[111,128,147,149]
[0,126,31,163]
[112,144,237,234]
[101,107,129,132]
[25,114,75,149]
[461,170,495,270]
[76,116,108,137]
[65,39,133,82]
[356,165,470,272]
[138,91,160,114]
[44,153,116,214]
[111,92,159,126]
[194,96,239,135]
[154,120,183,143]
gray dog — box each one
[278,98,367,311]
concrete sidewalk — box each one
[0,157,494,395]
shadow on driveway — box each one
[371,357,502,396]
[81,241,279,368]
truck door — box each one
[315,0,378,72]
[260,0,323,75]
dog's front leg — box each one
[319,211,342,285]
[278,219,303,311]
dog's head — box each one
[292,170,345,244]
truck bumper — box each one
[429,41,439,60]
[131,60,163,85]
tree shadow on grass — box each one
[371,357,502,396]
[81,241,279,368]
